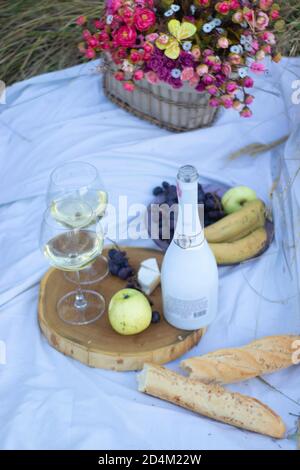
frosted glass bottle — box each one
[161,165,218,330]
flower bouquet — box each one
[77,0,284,131]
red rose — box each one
[134,8,156,31]
[115,26,137,47]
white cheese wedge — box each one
[137,258,161,296]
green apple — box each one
[221,186,257,214]
[108,288,152,335]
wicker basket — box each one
[103,57,218,133]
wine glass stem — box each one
[74,271,88,310]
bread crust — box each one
[137,363,285,439]
[181,335,300,384]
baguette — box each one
[181,335,300,384]
[137,363,285,439]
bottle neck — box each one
[174,178,204,249]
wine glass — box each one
[40,200,105,325]
[46,161,109,284]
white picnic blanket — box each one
[0,57,299,450]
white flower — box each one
[244,43,253,52]
[212,18,222,27]
[171,68,181,78]
[164,9,173,17]
[238,67,248,78]
[230,45,242,54]
[171,4,180,12]
[122,60,134,73]
[202,23,213,33]
[182,41,192,51]
[106,15,113,25]
[190,5,196,14]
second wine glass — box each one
[46,161,109,284]
[40,200,106,325]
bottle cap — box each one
[177,165,199,183]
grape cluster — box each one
[152,181,225,241]
[108,249,134,280]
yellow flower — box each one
[155,19,197,59]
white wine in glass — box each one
[40,201,105,325]
[46,161,109,284]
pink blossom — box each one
[221,94,234,108]
[240,106,253,118]
[146,33,159,42]
[209,97,220,107]
[123,81,135,92]
[259,0,274,11]
[134,69,144,81]
[250,62,266,74]
[226,81,238,94]
[244,77,254,87]
[218,37,229,49]
[134,8,156,31]
[206,85,218,96]
[145,71,159,84]
[196,64,209,76]
[115,26,137,47]
[76,16,87,26]
[181,67,195,81]
[245,94,254,105]
[256,12,269,31]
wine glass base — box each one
[57,290,105,325]
[64,255,109,285]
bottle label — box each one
[164,295,208,320]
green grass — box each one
[0,0,298,85]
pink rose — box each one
[134,8,156,31]
[115,26,137,47]
[259,0,273,11]
[196,64,209,76]
[146,33,159,42]
[134,70,144,81]
[240,106,253,118]
[209,97,220,108]
[76,16,87,26]
[250,62,266,74]
[244,77,254,87]
[245,94,254,105]
[226,81,238,94]
[123,81,135,92]
[145,71,159,84]
[221,95,233,109]
[256,12,269,30]
[181,67,194,81]
[218,37,229,49]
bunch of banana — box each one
[204,200,268,265]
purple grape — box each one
[208,210,225,221]
[162,181,170,190]
[118,267,134,280]
[111,251,126,265]
[108,260,120,276]
[153,186,163,196]
[151,311,161,323]
[108,248,118,259]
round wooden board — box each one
[38,247,204,371]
